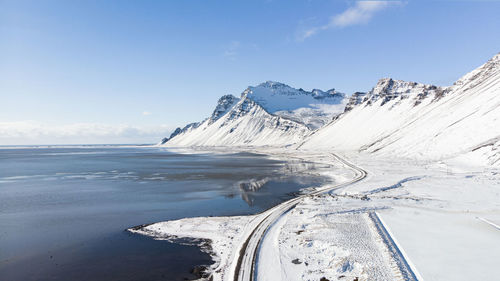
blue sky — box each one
[1,0,499,144]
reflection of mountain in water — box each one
[239,178,269,192]
[280,160,333,185]
[236,159,334,206]
[238,178,270,206]
[282,160,319,174]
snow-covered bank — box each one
[129,151,358,281]
[129,215,257,281]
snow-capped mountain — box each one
[242,81,346,129]
[161,82,347,146]
[300,53,500,166]
[161,53,500,166]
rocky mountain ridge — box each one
[161,81,348,146]
[161,53,500,166]
[300,52,500,166]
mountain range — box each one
[161,53,500,166]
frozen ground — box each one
[130,149,500,281]
[344,153,500,281]
[318,152,500,281]
[256,196,398,281]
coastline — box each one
[128,149,364,281]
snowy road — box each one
[233,153,368,281]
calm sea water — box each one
[0,146,332,280]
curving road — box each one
[232,153,368,281]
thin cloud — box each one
[0,121,175,145]
[223,41,241,60]
[142,111,152,116]
[222,41,259,60]
[298,1,402,41]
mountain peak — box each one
[241,81,346,114]
[374,77,411,86]
[452,52,500,90]
[372,77,437,94]
[492,52,500,62]
[358,78,443,107]
[257,81,291,89]
[248,81,343,99]
[209,94,240,124]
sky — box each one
[1,0,499,145]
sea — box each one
[0,145,332,280]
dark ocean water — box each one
[0,146,332,280]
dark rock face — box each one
[311,88,346,101]
[365,78,443,107]
[343,78,445,113]
[344,92,367,112]
[190,265,211,279]
[208,95,240,125]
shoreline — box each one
[128,149,362,281]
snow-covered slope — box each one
[161,53,500,165]
[162,82,347,147]
[300,53,500,166]
[160,95,240,144]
